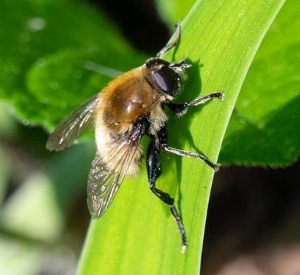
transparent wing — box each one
[87,132,142,218]
[46,95,99,151]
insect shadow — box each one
[161,58,213,214]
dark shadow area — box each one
[165,59,221,216]
[202,160,300,275]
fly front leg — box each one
[167,92,224,117]
[146,137,188,251]
[156,22,181,58]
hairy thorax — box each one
[94,67,168,175]
[103,77,154,134]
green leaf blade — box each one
[221,0,300,166]
[77,1,285,274]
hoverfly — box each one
[47,23,223,251]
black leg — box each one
[167,92,224,117]
[163,145,220,171]
[170,58,192,70]
[156,22,181,58]
[146,137,188,251]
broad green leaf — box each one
[77,1,285,275]
[0,0,145,129]
[220,0,300,166]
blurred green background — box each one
[1,0,300,274]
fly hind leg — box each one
[146,138,188,251]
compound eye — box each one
[153,66,181,97]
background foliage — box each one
[0,0,299,274]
